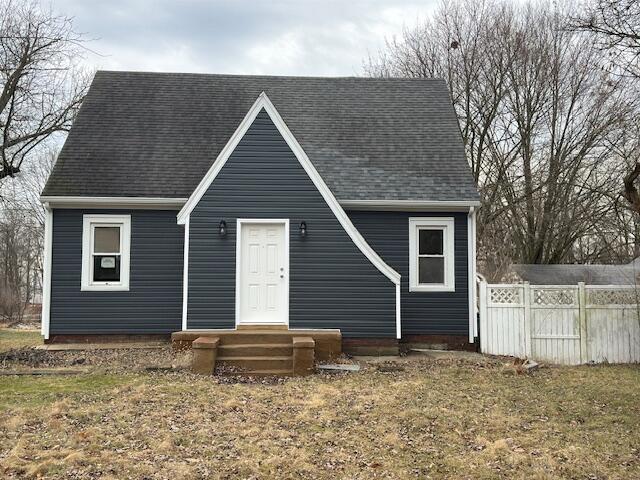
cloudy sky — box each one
[52,0,437,76]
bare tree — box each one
[570,0,640,78]
[0,149,53,324]
[0,0,89,182]
[0,207,40,323]
[366,0,638,279]
[570,0,640,216]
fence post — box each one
[523,282,532,358]
[578,282,588,364]
[479,281,487,352]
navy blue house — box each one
[40,72,480,353]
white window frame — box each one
[81,214,131,291]
[409,217,455,292]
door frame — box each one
[235,218,290,327]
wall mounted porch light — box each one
[299,221,307,237]
[219,220,227,236]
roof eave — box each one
[339,199,481,211]
[40,196,188,210]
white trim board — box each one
[41,204,53,340]
[395,283,401,339]
[181,216,190,331]
[467,207,477,342]
[235,219,290,327]
[40,196,187,209]
[341,200,480,211]
[176,93,400,286]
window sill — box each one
[81,284,129,292]
[409,285,455,293]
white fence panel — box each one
[479,282,640,365]
[586,287,640,364]
[479,284,526,358]
[530,286,581,365]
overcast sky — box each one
[52,0,437,76]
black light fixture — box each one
[299,221,307,237]
[219,219,227,236]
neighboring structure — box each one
[510,258,640,286]
[39,72,480,356]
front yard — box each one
[0,330,638,479]
[0,329,42,353]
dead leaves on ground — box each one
[0,351,638,479]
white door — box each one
[237,221,288,324]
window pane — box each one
[93,255,121,281]
[94,227,120,253]
[419,229,443,255]
[419,257,444,284]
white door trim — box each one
[235,219,290,327]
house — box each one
[39,71,480,364]
[510,258,640,286]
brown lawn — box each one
[0,329,638,479]
[0,329,42,353]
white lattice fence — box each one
[479,282,640,364]
[479,284,526,358]
[586,287,640,364]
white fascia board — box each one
[176,94,266,225]
[176,92,401,286]
[340,200,481,211]
[40,196,187,209]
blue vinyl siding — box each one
[348,211,470,336]
[187,109,396,337]
[49,209,183,334]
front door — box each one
[237,220,288,325]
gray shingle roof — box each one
[42,71,479,202]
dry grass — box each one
[0,329,42,352]
[0,350,638,479]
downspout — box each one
[41,203,53,340]
[396,283,401,339]
[181,215,190,331]
[468,206,477,342]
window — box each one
[409,217,455,292]
[81,215,131,291]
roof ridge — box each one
[95,70,447,82]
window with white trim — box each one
[409,217,455,292]
[81,215,131,291]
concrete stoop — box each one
[172,328,341,377]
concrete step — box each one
[220,332,294,345]
[218,343,293,357]
[219,369,294,377]
[217,355,293,372]
[409,343,449,351]
[236,324,288,331]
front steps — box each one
[218,355,293,372]
[172,327,341,377]
[172,328,341,361]
[218,343,293,357]
[217,343,295,375]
